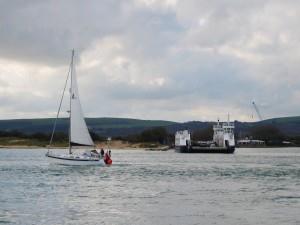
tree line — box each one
[1,124,300,146]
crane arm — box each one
[252,101,263,121]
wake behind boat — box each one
[46,50,112,166]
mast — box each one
[69,49,75,154]
[47,52,72,153]
[227,113,230,125]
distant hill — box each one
[0,117,177,137]
[171,117,300,137]
[234,116,300,137]
[0,116,300,137]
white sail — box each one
[70,54,94,147]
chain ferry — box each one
[175,121,235,154]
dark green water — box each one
[0,148,299,225]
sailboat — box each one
[46,50,112,166]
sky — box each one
[0,0,299,122]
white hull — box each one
[46,152,105,166]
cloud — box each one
[0,0,300,121]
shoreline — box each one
[1,139,297,150]
[0,140,170,151]
[0,146,170,151]
[0,146,298,150]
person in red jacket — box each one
[104,151,112,165]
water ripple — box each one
[0,148,300,225]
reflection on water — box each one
[0,148,300,225]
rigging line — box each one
[47,59,72,152]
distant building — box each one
[237,139,265,147]
[282,141,294,146]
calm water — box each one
[0,148,299,225]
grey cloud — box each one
[0,0,300,121]
[0,0,182,66]
[0,0,131,65]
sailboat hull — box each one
[46,152,106,166]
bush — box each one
[250,125,285,143]
[139,127,168,144]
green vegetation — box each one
[239,124,300,146]
[123,127,171,145]
[86,118,176,129]
[1,116,300,148]
[0,117,177,137]
[250,125,284,141]
[0,130,68,147]
[0,127,172,147]
[263,116,300,124]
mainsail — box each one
[69,51,94,147]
